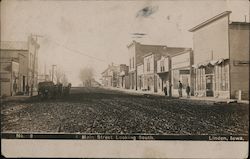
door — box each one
[23,76,26,92]
[206,75,214,97]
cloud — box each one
[131,33,147,36]
[136,5,159,18]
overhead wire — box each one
[47,38,107,63]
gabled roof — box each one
[189,11,232,32]
[0,41,28,50]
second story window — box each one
[129,59,131,69]
[132,57,134,69]
[147,58,150,72]
[160,61,163,72]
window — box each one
[220,62,229,91]
[147,58,150,72]
[160,61,164,72]
[129,59,131,69]
[132,57,134,69]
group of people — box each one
[53,83,72,98]
[163,81,191,98]
[12,80,31,96]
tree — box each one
[55,68,63,84]
[61,73,68,86]
[79,67,94,87]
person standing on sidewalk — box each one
[178,81,183,97]
[163,85,168,96]
[186,84,190,98]
[26,84,30,96]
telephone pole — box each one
[30,34,43,96]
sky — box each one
[1,0,249,86]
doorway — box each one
[206,75,214,97]
[23,76,26,92]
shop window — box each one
[181,75,189,89]
[173,70,179,89]
[196,68,205,91]
[220,62,229,91]
[205,66,214,74]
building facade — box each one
[127,41,168,90]
[171,50,193,97]
[101,63,120,87]
[0,37,39,96]
[137,63,144,90]
[156,56,170,94]
[189,11,249,100]
[156,47,191,96]
[143,53,157,92]
[118,64,129,89]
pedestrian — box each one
[163,85,168,96]
[186,84,190,98]
[13,80,17,95]
[178,81,183,97]
[26,84,30,96]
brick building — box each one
[189,11,249,100]
[127,41,167,90]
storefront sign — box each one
[172,52,190,69]
[0,78,10,82]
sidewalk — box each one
[102,86,249,104]
[1,91,38,103]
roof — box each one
[229,21,250,26]
[164,47,191,56]
[0,41,28,50]
[127,40,167,49]
[189,11,232,32]
[142,52,154,58]
[101,64,119,74]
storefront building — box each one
[189,11,249,99]
[143,53,157,92]
[156,56,171,95]
[137,63,144,90]
[127,41,167,90]
[171,50,193,97]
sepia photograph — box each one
[0,0,249,158]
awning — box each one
[193,58,229,68]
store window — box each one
[173,70,179,89]
[220,62,229,91]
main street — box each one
[1,87,248,135]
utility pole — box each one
[52,64,56,83]
[30,34,43,96]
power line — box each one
[48,38,107,63]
